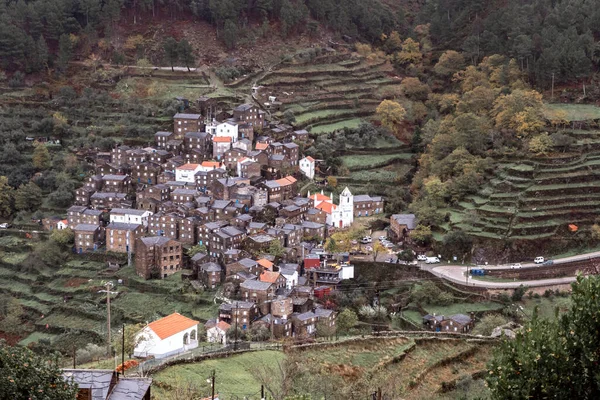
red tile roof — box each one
[305,156,315,162]
[215,321,231,331]
[257,258,274,270]
[213,136,232,143]
[201,161,222,169]
[312,193,331,202]
[148,313,199,340]
[260,270,281,283]
[177,163,200,171]
[255,143,269,150]
[316,202,336,214]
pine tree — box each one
[57,34,72,74]
[178,39,195,71]
[162,37,179,71]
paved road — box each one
[422,250,600,289]
[426,265,578,289]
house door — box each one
[339,220,343,228]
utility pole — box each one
[211,370,216,400]
[234,301,238,351]
[551,73,555,101]
[73,345,76,369]
[121,323,125,378]
[377,387,382,400]
[261,385,265,400]
[98,281,118,357]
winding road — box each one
[423,250,600,289]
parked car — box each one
[385,258,394,263]
[378,236,388,241]
[425,257,440,264]
[361,236,372,244]
[534,256,545,264]
[383,243,394,249]
[542,260,554,266]
[510,263,522,269]
[0,223,10,229]
[417,254,427,261]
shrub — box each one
[511,285,526,301]
[215,66,241,83]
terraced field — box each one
[0,242,216,347]
[254,53,402,134]
[446,129,600,242]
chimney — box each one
[312,307,317,314]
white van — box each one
[534,256,544,264]
[425,257,440,264]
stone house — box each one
[173,113,203,139]
[199,262,223,289]
[134,236,183,279]
[239,280,275,314]
[73,224,104,253]
[105,223,145,254]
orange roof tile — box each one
[275,178,290,186]
[213,136,232,143]
[201,161,222,168]
[148,313,199,340]
[305,156,315,162]
[255,143,269,150]
[177,163,200,171]
[316,202,336,214]
[260,270,281,284]
[285,176,297,183]
[312,193,331,202]
[257,258,274,270]
[215,321,231,331]
[60,219,68,225]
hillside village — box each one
[39,98,408,348]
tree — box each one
[326,176,337,188]
[325,238,337,253]
[487,275,600,399]
[162,37,179,71]
[0,176,13,218]
[282,109,296,125]
[336,308,358,335]
[372,241,386,261]
[400,77,430,101]
[57,34,73,74]
[50,228,74,248]
[471,314,508,336]
[112,323,147,358]
[442,231,473,262]
[316,320,335,339]
[529,133,553,155]
[267,240,285,260]
[187,244,207,257]
[434,50,465,77]
[0,341,78,399]
[397,249,414,263]
[32,144,51,170]
[0,296,24,335]
[376,100,406,131]
[409,224,433,246]
[396,38,422,65]
[383,30,402,54]
[222,19,238,50]
[178,39,195,71]
[14,182,43,212]
[250,355,300,400]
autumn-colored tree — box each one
[32,144,51,170]
[397,38,422,65]
[112,323,147,358]
[492,89,544,137]
[376,100,406,131]
[528,133,553,155]
[326,176,337,188]
[372,241,386,261]
[409,224,433,246]
[434,50,465,77]
[400,77,430,101]
[383,31,402,54]
[50,228,74,248]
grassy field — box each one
[152,350,286,399]
[520,296,571,319]
[150,337,495,400]
[544,103,600,121]
[341,153,412,169]
[310,118,364,134]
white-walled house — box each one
[216,121,239,143]
[207,321,231,345]
[133,313,199,359]
[109,208,153,227]
[175,162,224,182]
[299,156,315,180]
[280,267,298,289]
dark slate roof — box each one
[103,174,129,181]
[185,131,209,139]
[238,258,258,268]
[234,103,254,112]
[140,236,171,246]
[110,208,148,216]
[219,301,256,311]
[107,222,141,231]
[240,280,272,291]
[200,262,222,272]
[174,113,201,119]
[191,252,208,262]
[109,378,152,400]
[62,369,114,400]
[450,314,473,325]
[314,308,334,318]
[74,224,100,232]
[391,214,417,230]
[293,311,316,321]
[155,131,173,137]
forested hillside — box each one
[1,0,599,88]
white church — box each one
[308,187,354,228]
